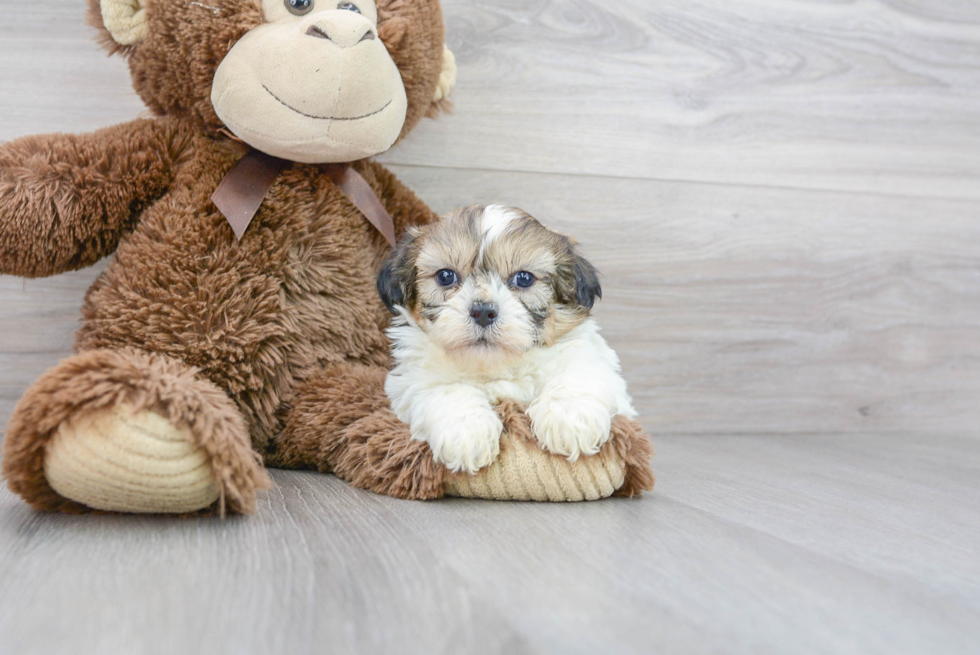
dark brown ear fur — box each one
[572,253,602,309]
[555,239,602,310]
[377,228,421,313]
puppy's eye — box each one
[511,271,536,289]
[285,0,314,15]
[337,1,361,12]
[435,269,459,287]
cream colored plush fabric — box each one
[444,433,626,502]
[211,12,409,164]
[433,46,457,102]
[100,0,147,46]
[44,405,220,513]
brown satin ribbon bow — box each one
[211,149,397,247]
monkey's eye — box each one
[511,271,536,289]
[285,0,314,15]
[337,2,361,12]
[435,269,458,287]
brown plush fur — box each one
[0,118,193,278]
[1,0,653,513]
[71,139,437,453]
[277,362,447,499]
[610,416,656,497]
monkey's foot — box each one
[444,402,654,502]
[2,348,269,514]
[44,404,220,513]
[278,364,653,502]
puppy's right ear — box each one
[377,227,420,313]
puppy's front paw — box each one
[417,408,503,475]
[527,395,612,461]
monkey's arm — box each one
[0,117,192,278]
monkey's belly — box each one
[76,225,389,450]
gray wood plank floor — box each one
[1,1,979,654]
[2,433,978,655]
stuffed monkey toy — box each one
[0,0,653,514]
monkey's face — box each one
[211,0,408,163]
[90,0,453,163]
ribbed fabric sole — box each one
[444,432,626,502]
[44,405,220,513]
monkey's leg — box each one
[274,364,654,502]
[274,363,447,500]
[2,348,269,514]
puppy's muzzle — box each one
[470,302,498,328]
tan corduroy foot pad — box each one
[43,404,220,513]
[444,432,626,502]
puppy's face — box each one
[378,205,601,366]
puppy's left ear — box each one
[556,240,603,310]
[377,228,420,313]
[573,254,602,309]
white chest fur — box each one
[384,313,636,474]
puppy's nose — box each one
[470,302,498,328]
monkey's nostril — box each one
[306,25,374,47]
[306,25,331,40]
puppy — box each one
[377,205,637,474]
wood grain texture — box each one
[3,1,979,198]
[1,434,978,655]
[1,0,980,653]
[0,3,147,136]
[384,166,980,436]
[381,0,980,199]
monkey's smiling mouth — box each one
[262,85,392,121]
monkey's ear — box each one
[432,46,457,103]
[376,228,420,314]
[90,0,147,50]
